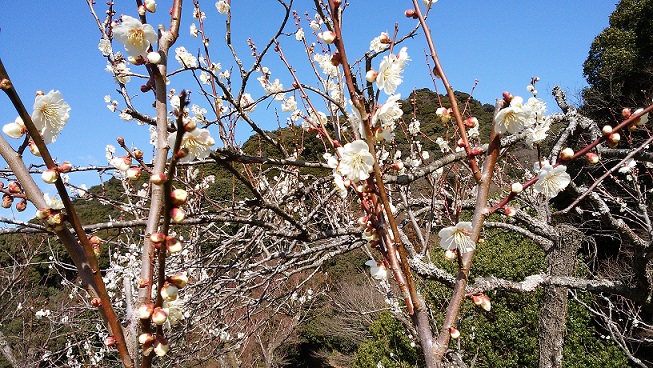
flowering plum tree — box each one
[0,0,651,367]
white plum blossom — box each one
[190,23,198,37]
[376,47,409,95]
[314,53,338,77]
[494,96,530,134]
[3,117,26,139]
[435,137,451,153]
[32,90,71,144]
[533,165,571,198]
[107,61,131,84]
[338,140,375,182]
[365,260,389,281]
[215,0,230,14]
[240,93,255,113]
[171,128,215,161]
[199,71,211,85]
[98,38,112,56]
[112,15,157,57]
[44,193,65,210]
[423,0,438,5]
[525,119,550,147]
[369,32,390,53]
[438,222,475,253]
[618,158,637,173]
[408,119,421,135]
[372,94,402,141]
[332,173,348,198]
[295,28,305,41]
[281,96,297,112]
[175,47,198,68]
[35,309,51,319]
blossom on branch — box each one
[175,46,198,68]
[376,47,409,95]
[533,165,571,198]
[215,0,230,14]
[365,260,388,281]
[494,96,530,134]
[32,90,71,144]
[438,222,475,253]
[112,15,157,57]
[170,128,215,161]
[338,140,374,182]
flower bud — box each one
[504,207,517,217]
[41,168,58,184]
[144,0,157,13]
[464,116,478,128]
[139,333,155,345]
[171,188,188,206]
[147,51,162,64]
[154,337,169,357]
[319,31,336,44]
[138,303,155,319]
[444,249,457,261]
[166,236,183,253]
[29,141,41,156]
[176,147,190,160]
[622,108,632,119]
[602,125,613,136]
[502,91,513,102]
[150,173,167,185]
[471,146,484,156]
[365,69,378,83]
[104,335,116,347]
[161,284,179,301]
[183,118,197,132]
[2,121,25,138]
[132,149,144,160]
[2,194,13,208]
[91,297,102,307]
[480,295,492,311]
[450,327,460,339]
[169,273,189,289]
[152,307,167,325]
[586,152,599,164]
[392,161,404,170]
[330,52,342,66]
[170,207,186,223]
[150,232,166,244]
[404,9,418,18]
[92,244,101,257]
[8,181,21,194]
[607,132,620,148]
[15,199,27,212]
[559,147,574,161]
[511,182,523,194]
[46,211,64,226]
[126,167,142,181]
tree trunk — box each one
[538,224,583,368]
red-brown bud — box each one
[622,108,632,119]
[15,199,26,212]
[586,152,599,164]
[2,194,13,208]
[7,181,21,194]
[104,335,117,347]
[91,298,102,307]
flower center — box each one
[127,28,145,47]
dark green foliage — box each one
[582,0,653,122]
[353,311,421,368]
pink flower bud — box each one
[464,117,478,128]
[150,173,167,185]
[169,273,189,289]
[2,121,25,138]
[602,125,613,136]
[450,327,460,339]
[138,5,146,16]
[171,189,188,206]
[58,162,73,173]
[151,307,167,325]
[471,146,484,156]
[150,232,166,244]
[502,91,513,102]
[183,118,197,132]
[8,181,21,194]
[319,31,336,44]
[41,168,58,184]
[89,235,102,246]
[559,147,574,161]
[170,207,186,223]
[404,9,418,18]
[139,333,155,345]
[15,199,27,212]
[471,294,483,305]
[608,132,620,148]
[126,167,142,181]
[586,152,599,164]
[161,284,179,301]
[2,194,13,208]
[622,108,632,119]
[392,161,404,170]
[154,336,169,356]
[504,207,517,217]
[91,298,102,307]
[132,149,144,160]
[365,69,378,83]
[104,335,116,347]
[138,303,155,320]
[166,236,183,253]
[480,295,492,311]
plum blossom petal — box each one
[365,260,388,281]
[494,96,529,134]
[533,165,571,198]
[338,140,375,182]
[32,90,71,144]
[112,15,158,57]
[438,222,475,253]
[376,48,409,95]
[171,128,216,161]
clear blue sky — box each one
[0,1,617,219]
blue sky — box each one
[0,1,617,219]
